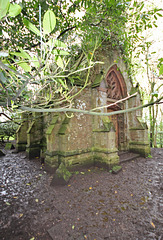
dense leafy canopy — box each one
[0,0,162,111]
[1,0,160,53]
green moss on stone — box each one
[45,155,59,168]
[51,115,59,125]
[46,124,55,135]
[129,127,144,130]
[16,143,27,152]
[62,117,70,124]
[91,73,103,88]
[46,115,59,135]
[93,129,111,132]
[130,87,138,95]
[93,152,119,167]
[61,153,93,167]
[101,116,111,124]
[129,142,151,157]
[58,117,70,135]
[56,163,72,182]
[5,143,15,150]
[27,121,35,134]
[93,116,115,132]
[58,149,91,157]
[129,141,149,146]
[111,165,122,174]
[92,147,117,153]
[58,124,68,135]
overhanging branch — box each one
[19,96,163,116]
[0,113,20,125]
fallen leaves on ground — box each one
[150,221,155,228]
[26,182,31,186]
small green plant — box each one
[110,165,122,174]
[0,121,17,141]
[147,154,152,159]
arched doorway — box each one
[106,64,127,149]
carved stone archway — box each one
[106,64,127,149]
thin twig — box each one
[91,92,138,112]
[0,113,20,125]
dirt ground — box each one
[0,147,163,240]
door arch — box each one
[106,64,127,149]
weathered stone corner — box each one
[26,113,43,159]
[16,115,28,152]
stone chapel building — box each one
[16,43,150,169]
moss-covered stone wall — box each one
[16,43,150,169]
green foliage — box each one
[0,0,162,113]
[23,18,41,36]
[0,8,68,107]
[1,0,161,54]
[110,165,122,173]
[0,0,10,20]
[147,154,152,159]
[158,58,163,76]
[0,0,22,20]
[8,4,22,17]
[0,5,101,110]
[159,65,163,76]
[0,121,17,140]
[43,10,56,34]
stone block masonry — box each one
[16,44,150,170]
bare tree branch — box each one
[91,92,138,112]
[19,96,163,116]
[0,113,20,125]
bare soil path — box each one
[0,147,163,240]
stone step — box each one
[118,151,140,163]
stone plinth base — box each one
[16,143,27,152]
[45,148,119,170]
[93,147,119,168]
[26,146,41,159]
[129,141,151,157]
[45,151,59,169]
